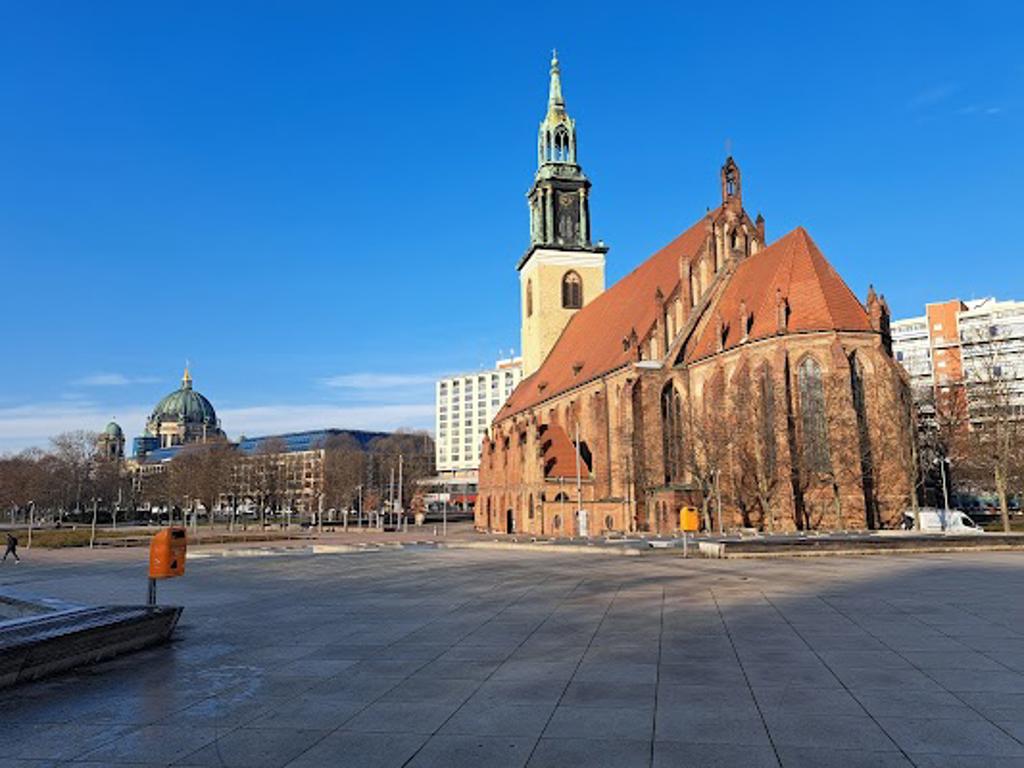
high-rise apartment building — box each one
[892,296,1024,410]
[435,357,523,475]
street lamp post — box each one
[713,470,723,535]
[89,498,99,549]
[935,457,951,530]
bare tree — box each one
[0,449,53,522]
[956,339,1023,532]
[368,431,435,511]
[167,440,237,531]
[250,437,287,528]
[322,433,365,512]
[50,431,99,515]
[727,364,783,531]
[683,373,731,532]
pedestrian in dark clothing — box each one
[3,533,19,562]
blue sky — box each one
[0,1,1021,451]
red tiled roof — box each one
[540,423,580,479]
[500,213,715,417]
[686,227,871,361]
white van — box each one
[903,508,984,534]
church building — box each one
[477,55,915,535]
[133,366,225,457]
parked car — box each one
[903,508,984,534]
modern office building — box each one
[424,357,522,512]
[134,428,388,514]
[434,356,522,474]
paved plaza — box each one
[2,548,1024,767]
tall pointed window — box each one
[562,271,582,309]
[661,383,683,483]
[758,365,777,477]
[526,279,533,317]
[797,357,830,472]
[849,353,876,527]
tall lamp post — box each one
[934,456,951,529]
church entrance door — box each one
[505,509,514,534]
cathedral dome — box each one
[104,421,123,437]
[148,367,218,426]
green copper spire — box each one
[538,50,576,168]
[523,51,601,256]
[548,49,564,112]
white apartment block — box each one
[891,316,933,393]
[892,296,1024,411]
[435,357,523,474]
[959,298,1024,408]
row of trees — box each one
[143,430,435,524]
[916,345,1024,532]
[0,429,436,528]
[0,431,131,521]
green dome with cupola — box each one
[143,365,224,450]
[149,366,218,426]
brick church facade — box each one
[476,55,915,535]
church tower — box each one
[518,51,607,378]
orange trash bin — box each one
[679,507,700,533]
[149,527,187,579]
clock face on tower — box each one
[557,193,579,245]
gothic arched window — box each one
[758,365,777,478]
[554,127,569,161]
[797,356,831,473]
[526,279,533,318]
[562,271,582,309]
[661,382,684,483]
[849,353,877,527]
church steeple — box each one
[548,50,564,109]
[538,51,576,166]
[519,52,607,378]
[182,362,192,391]
[526,52,595,252]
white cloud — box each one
[908,83,958,110]
[321,372,439,390]
[957,104,1003,117]
[73,373,160,387]
[0,400,434,454]
[220,404,434,439]
[0,402,150,454]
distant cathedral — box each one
[478,53,914,534]
[133,366,224,457]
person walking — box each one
[3,532,19,563]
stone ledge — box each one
[0,597,181,689]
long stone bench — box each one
[0,602,182,688]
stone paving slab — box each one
[2,549,1024,766]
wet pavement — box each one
[1,548,1024,766]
